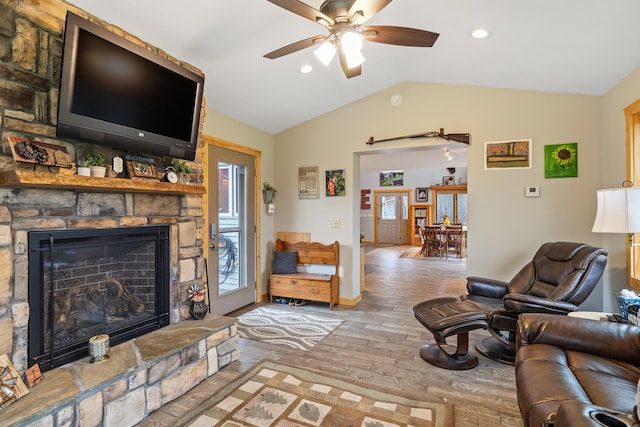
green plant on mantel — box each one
[77,157,91,168]
[170,158,192,173]
[84,150,106,167]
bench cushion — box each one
[273,251,298,274]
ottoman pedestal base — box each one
[413,297,490,370]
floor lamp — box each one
[592,186,640,246]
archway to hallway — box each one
[356,144,468,285]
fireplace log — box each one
[53,278,145,335]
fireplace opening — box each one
[28,226,170,371]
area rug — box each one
[177,360,454,427]
[399,247,425,259]
[236,307,343,351]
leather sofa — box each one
[515,313,640,427]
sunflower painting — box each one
[544,143,578,178]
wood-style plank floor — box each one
[138,245,523,427]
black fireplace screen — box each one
[28,226,170,371]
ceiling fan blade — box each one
[348,0,393,25]
[337,47,362,79]
[267,0,334,28]
[362,25,439,47]
[264,35,326,59]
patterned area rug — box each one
[236,307,343,351]
[177,360,454,427]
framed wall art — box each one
[416,187,429,202]
[298,166,319,199]
[326,169,345,197]
[379,170,404,186]
[484,139,532,170]
[544,143,578,178]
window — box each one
[432,185,467,224]
[626,99,640,289]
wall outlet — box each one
[331,219,341,228]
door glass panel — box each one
[218,231,240,291]
[381,195,396,220]
[218,161,245,296]
[402,194,408,219]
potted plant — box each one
[85,151,107,177]
[77,157,91,176]
[170,159,193,184]
[262,182,277,204]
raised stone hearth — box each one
[0,316,238,427]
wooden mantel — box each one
[0,170,205,195]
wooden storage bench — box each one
[269,239,339,309]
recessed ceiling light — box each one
[471,28,490,39]
[300,64,313,74]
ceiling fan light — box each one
[341,30,363,52]
[314,41,336,66]
[341,31,365,68]
[344,49,365,68]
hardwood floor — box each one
[138,245,523,427]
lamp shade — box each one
[592,187,640,233]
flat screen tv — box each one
[57,12,204,161]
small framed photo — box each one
[325,169,345,197]
[126,160,158,180]
[442,176,456,186]
[416,187,429,202]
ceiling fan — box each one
[264,0,440,78]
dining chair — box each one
[445,226,463,259]
[424,226,444,258]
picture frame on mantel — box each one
[126,159,158,181]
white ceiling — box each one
[68,0,640,135]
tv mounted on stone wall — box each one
[56,12,204,161]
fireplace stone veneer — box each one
[0,316,239,427]
[0,183,209,375]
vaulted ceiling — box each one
[69,0,640,135]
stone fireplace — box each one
[0,0,210,374]
[28,225,171,370]
[0,3,240,425]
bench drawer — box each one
[270,277,331,295]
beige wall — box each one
[202,110,276,297]
[272,81,631,310]
[205,67,640,311]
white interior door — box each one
[207,146,256,314]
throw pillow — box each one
[273,251,297,274]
